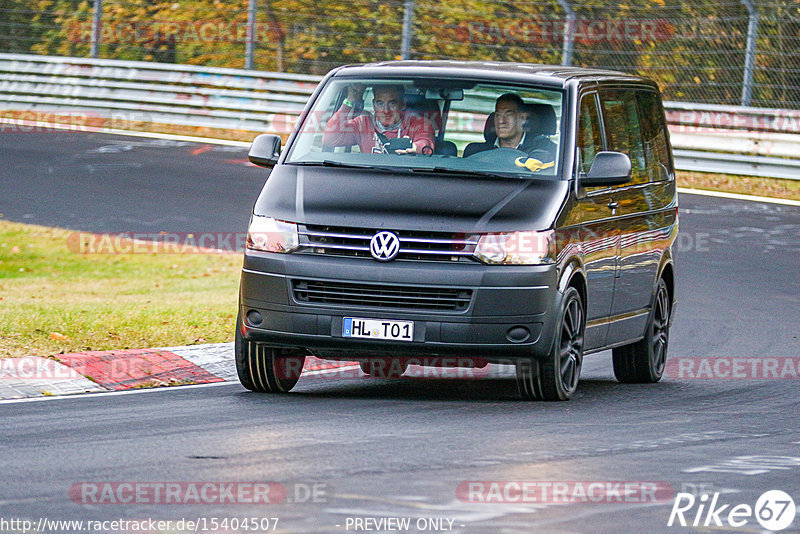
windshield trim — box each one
[330,68,570,90]
[284,77,567,179]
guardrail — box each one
[0,53,318,132]
[1,53,798,180]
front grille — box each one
[292,279,472,312]
[298,224,478,262]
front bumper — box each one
[239,251,560,363]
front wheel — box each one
[612,278,671,383]
[517,286,585,401]
[235,317,306,393]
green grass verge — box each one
[677,170,800,201]
[0,220,241,358]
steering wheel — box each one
[465,147,530,171]
[466,147,555,174]
[465,147,527,161]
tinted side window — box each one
[600,90,647,185]
[636,91,672,182]
[577,94,603,174]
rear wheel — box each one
[517,286,585,401]
[613,278,671,383]
[235,316,306,392]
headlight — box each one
[473,230,555,265]
[246,216,299,253]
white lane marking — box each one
[683,455,800,475]
[678,187,800,207]
[3,119,250,147]
[0,380,235,405]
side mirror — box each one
[248,134,281,168]
[582,151,631,187]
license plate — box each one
[343,317,414,341]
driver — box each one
[322,84,435,155]
[470,93,557,162]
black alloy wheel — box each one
[235,315,306,392]
[613,278,671,383]
[517,286,585,401]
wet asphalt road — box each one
[1,131,799,533]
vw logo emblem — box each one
[370,231,400,261]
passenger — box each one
[322,84,435,155]
[467,93,557,162]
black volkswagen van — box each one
[237,61,677,401]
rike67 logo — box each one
[668,490,796,531]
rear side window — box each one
[600,90,647,185]
[636,91,672,182]
[577,93,603,175]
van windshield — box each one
[285,77,564,179]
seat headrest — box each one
[483,112,497,143]
[526,104,557,136]
[403,94,442,132]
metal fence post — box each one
[90,0,102,58]
[557,0,575,66]
[741,0,758,106]
[246,0,258,69]
[401,0,415,60]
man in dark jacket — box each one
[465,93,557,162]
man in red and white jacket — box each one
[322,84,435,155]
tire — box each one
[360,358,408,378]
[235,315,306,393]
[612,278,671,384]
[517,286,585,401]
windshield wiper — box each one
[294,161,533,179]
[409,166,520,179]
[291,160,403,172]
[292,160,370,169]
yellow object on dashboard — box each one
[515,157,555,172]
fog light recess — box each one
[506,326,530,343]
[246,310,263,326]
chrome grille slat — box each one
[400,248,474,256]
[302,242,371,252]
[300,231,371,240]
[299,224,477,262]
[400,237,476,245]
